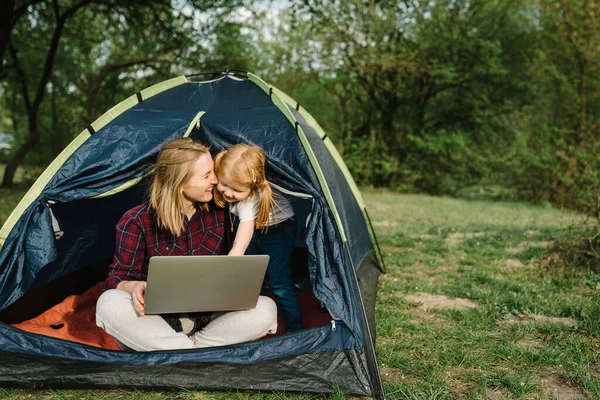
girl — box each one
[213,144,304,332]
[96,138,278,351]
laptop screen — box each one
[144,255,269,314]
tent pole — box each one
[344,244,387,400]
[364,208,387,273]
[185,69,249,79]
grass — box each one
[367,190,600,399]
[1,182,600,399]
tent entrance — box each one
[0,186,331,348]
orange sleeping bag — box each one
[12,282,120,350]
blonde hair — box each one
[213,144,274,232]
[149,137,211,236]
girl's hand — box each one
[228,220,255,256]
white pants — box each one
[96,289,278,351]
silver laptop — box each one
[144,255,269,315]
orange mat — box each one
[12,282,121,350]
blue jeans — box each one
[246,218,304,332]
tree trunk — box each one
[1,129,40,188]
[578,57,586,137]
[556,53,588,203]
[50,83,65,157]
[0,0,15,79]
[1,8,68,188]
[10,89,19,133]
[369,123,377,184]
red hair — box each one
[213,144,274,232]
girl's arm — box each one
[228,220,255,256]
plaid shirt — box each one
[104,202,226,332]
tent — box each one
[0,71,386,398]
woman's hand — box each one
[116,280,147,316]
[131,281,147,316]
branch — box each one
[0,0,16,79]
[60,0,95,22]
[102,56,171,75]
[31,0,94,114]
[92,56,171,91]
[51,0,59,19]
[589,231,600,259]
[7,41,32,114]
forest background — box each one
[1,0,599,233]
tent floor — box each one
[8,280,331,350]
[1,247,329,349]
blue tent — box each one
[0,72,386,398]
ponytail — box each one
[255,182,274,233]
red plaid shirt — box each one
[104,202,226,332]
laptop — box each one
[144,255,269,315]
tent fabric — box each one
[0,348,372,394]
[0,319,359,365]
[0,73,385,398]
[290,106,373,264]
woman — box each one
[95,137,278,351]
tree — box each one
[522,0,600,213]
[1,0,246,188]
[287,0,536,190]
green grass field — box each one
[365,190,599,400]
[0,184,599,399]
